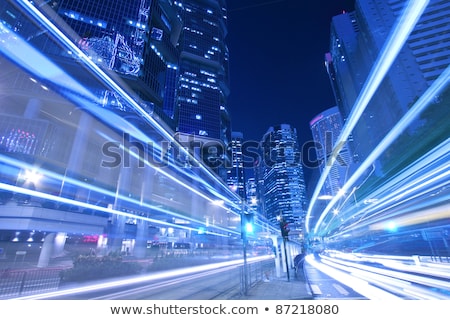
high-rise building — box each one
[310,106,353,197]
[174,0,231,142]
[327,0,450,166]
[259,124,308,233]
[253,156,267,223]
[227,131,245,199]
[53,0,182,130]
[172,0,231,182]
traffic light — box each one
[241,212,254,239]
[279,219,290,238]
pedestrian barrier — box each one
[0,268,63,298]
[240,259,275,295]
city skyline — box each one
[0,0,449,301]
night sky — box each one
[226,0,355,145]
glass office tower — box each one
[260,124,308,235]
[310,106,353,197]
[54,0,182,129]
[174,0,230,141]
[227,131,245,199]
[173,0,231,182]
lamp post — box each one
[240,202,254,295]
[278,215,290,281]
[242,227,248,295]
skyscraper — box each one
[310,106,352,197]
[260,124,308,234]
[54,0,182,129]
[173,0,231,181]
[327,0,450,166]
[227,131,245,199]
[174,0,230,140]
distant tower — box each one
[227,132,246,199]
[260,124,308,234]
[310,106,352,197]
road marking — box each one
[333,283,349,295]
[310,284,322,295]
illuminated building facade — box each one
[174,0,230,141]
[260,124,307,231]
[309,106,352,197]
[54,0,182,128]
[173,0,231,182]
[227,131,245,199]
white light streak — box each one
[12,255,271,300]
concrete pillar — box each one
[37,232,56,268]
[51,232,66,257]
[109,165,133,252]
[133,167,156,258]
[109,214,126,253]
[24,98,42,119]
[134,219,148,258]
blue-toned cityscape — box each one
[0,0,449,300]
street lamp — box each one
[16,169,42,204]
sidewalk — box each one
[214,270,313,300]
[237,276,313,300]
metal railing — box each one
[0,268,63,299]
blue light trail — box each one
[306,0,430,233]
